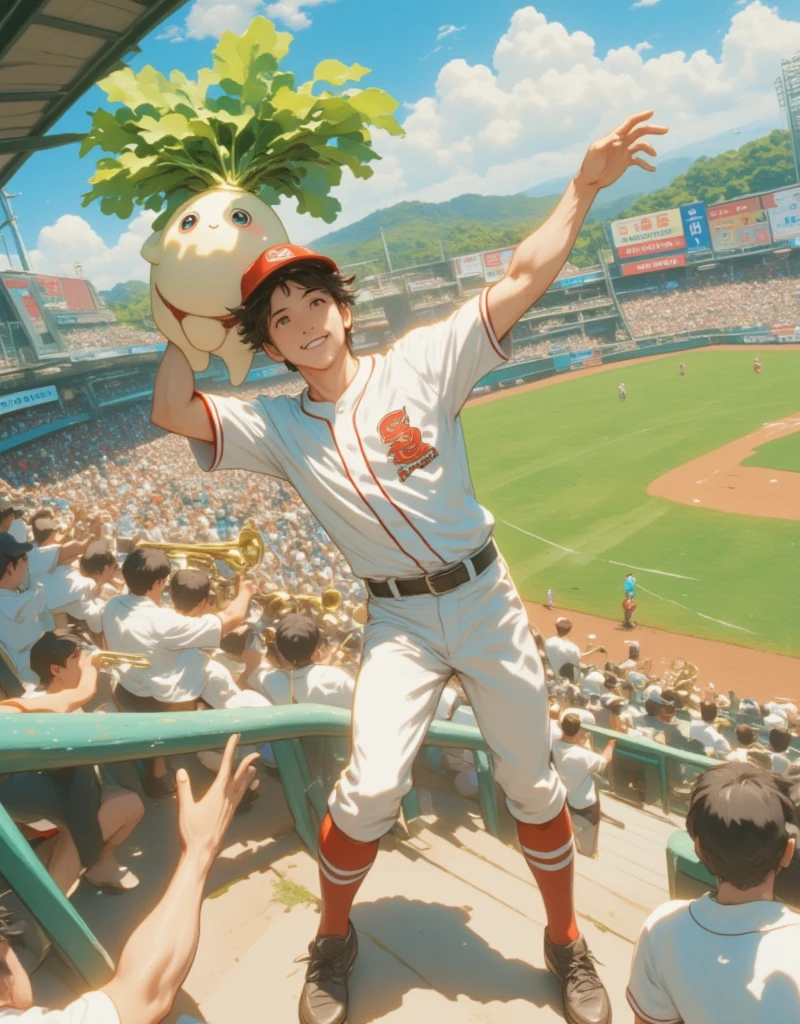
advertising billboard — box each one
[0,385,58,417]
[611,208,685,260]
[482,247,515,283]
[761,186,800,243]
[621,253,687,277]
[453,253,484,279]
[679,202,711,251]
[553,270,605,289]
[707,197,771,253]
[0,276,48,335]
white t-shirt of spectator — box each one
[0,991,119,1022]
[772,752,794,775]
[42,567,106,633]
[0,583,48,689]
[249,663,354,709]
[551,739,606,810]
[8,519,27,544]
[102,594,222,703]
[27,545,60,585]
[689,720,732,758]
[544,635,581,679]
[763,710,788,730]
[581,669,605,697]
[627,894,800,1024]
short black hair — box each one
[122,548,171,596]
[736,724,757,747]
[29,631,81,685]
[687,762,797,889]
[770,728,792,754]
[170,568,211,614]
[80,540,116,578]
[700,701,718,723]
[220,626,257,659]
[603,672,619,692]
[32,518,58,546]
[230,264,357,370]
[645,698,660,717]
[559,662,575,682]
[561,713,582,738]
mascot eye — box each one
[231,209,252,227]
[179,213,199,233]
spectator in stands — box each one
[27,517,94,588]
[41,539,117,636]
[580,666,606,696]
[760,703,790,730]
[0,534,52,695]
[0,502,25,545]
[728,725,765,764]
[593,695,630,733]
[689,701,732,759]
[544,618,604,680]
[248,612,354,708]
[0,735,257,1024]
[627,762,800,1023]
[640,692,686,749]
[769,729,796,775]
[552,713,615,858]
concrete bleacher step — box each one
[29,776,677,1023]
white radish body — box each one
[141,186,289,385]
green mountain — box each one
[99,280,152,326]
[312,129,795,272]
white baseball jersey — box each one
[190,289,510,580]
[0,992,120,1024]
[0,583,49,689]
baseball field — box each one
[462,348,800,657]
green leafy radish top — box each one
[80,17,404,384]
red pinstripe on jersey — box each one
[480,287,508,361]
[194,391,224,471]
[352,358,446,565]
[301,399,427,573]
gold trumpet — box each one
[135,521,264,577]
[92,651,151,669]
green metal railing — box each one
[0,706,498,988]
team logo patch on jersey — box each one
[378,408,439,483]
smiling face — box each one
[141,187,289,385]
[262,281,353,374]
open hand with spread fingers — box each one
[576,109,669,193]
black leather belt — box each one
[366,538,498,599]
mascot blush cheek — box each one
[141,187,289,386]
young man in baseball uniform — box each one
[152,109,667,1024]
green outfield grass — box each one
[461,349,800,656]
[742,429,800,472]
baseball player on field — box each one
[152,109,667,1024]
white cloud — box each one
[437,24,465,42]
[304,2,798,242]
[155,24,185,43]
[631,0,662,8]
[183,0,332,37]
[0,213,157,292]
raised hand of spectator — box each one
[175,733,258,868]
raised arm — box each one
[216,580,255,636]
[487,110,668,339]
[101,735,258,1024]
[151,342,213,442]
[0,653,98,714]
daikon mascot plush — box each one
[80,17,403,384]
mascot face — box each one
[141,187,289,385]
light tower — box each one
[776,53,800,184]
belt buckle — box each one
[425,571,445,596]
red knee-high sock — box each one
[517,805,579,946]
[317,813,379,938]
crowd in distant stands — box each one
[59,322,162,352]
[92,377,154,404]
[620,271,800,338]
[0,404,71,442]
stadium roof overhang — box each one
[0,0,188,188]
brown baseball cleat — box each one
[297,921,358,1024]
[544,931,612,1024]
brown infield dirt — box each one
[467,349,800,702]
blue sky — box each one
[4,0,799,288]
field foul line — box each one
[637,584,756,635]
[497,519,698,580]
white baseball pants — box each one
[328,553,566,842]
